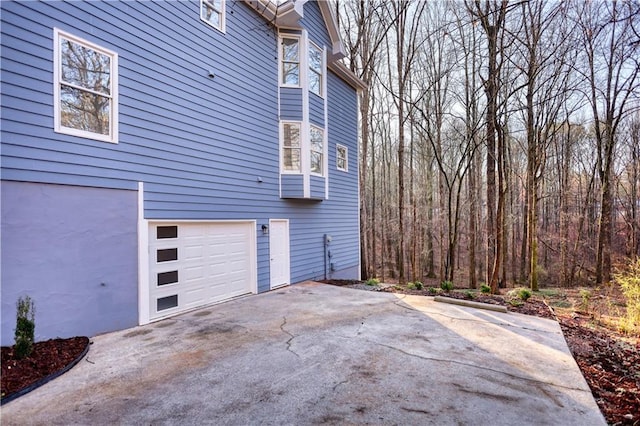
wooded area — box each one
[336,0,640,292]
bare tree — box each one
[573,0,640,283]
[466,0,509,293]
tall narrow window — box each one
[201,0,225,32]
[336,144,348,172]
[54,29,117,143]
[308,44,323,96]
[281,37,300,86]
[310,126,324,175]
[282,122,301,172]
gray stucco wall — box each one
[1,181,138,345]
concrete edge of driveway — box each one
[0,281,607,426]
[434,295,509,313]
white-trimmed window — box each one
[336,144,348,172]
[54,29,118,143]
[282,122,301,172]
[308,43,323,97]
[201,0,225,32]
[280,37,300,87]
[310,125,324,175]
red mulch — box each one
[1,336,89,402]
[560,316,640,425]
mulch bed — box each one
[560,316,640,425]
[1,336,89,403]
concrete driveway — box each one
[2,282,605,425]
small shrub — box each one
[14,296,35,359]
[407,282,416,290]
[518,288,532,301]
[614,259,640,334]
[480,284,491,294]
[366,278,380,286]
[440,281,454,292]
[507,287,532,302]
[414,281,424,290]
[509,299,524,307]
[579,289,592,312]
[465,290,475,299]
[427,287,439,295]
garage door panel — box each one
[149,222,255,320]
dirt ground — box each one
[322,279,640,425]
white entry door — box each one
[269,219,290,289]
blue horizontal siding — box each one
[1,0,360,293]
[301,1,332,49]
[280,87,303,121]
[309,93,325,127]
[281,174,304,198]
[310,175,325,199]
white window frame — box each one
[308,42,324,98]
[336,144,348,172]
[200,0,226,33]
[280,121,302,174]
[310,125,324,177]
[279,35,301,88]
[53,28,118,143]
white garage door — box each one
[148,221,256,320]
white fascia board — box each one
[328,61,367,92]
[317,1,346,61]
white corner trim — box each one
[301,30,310,198]
[137,182,150,325]
[324,49,329,199]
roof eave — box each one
[328,61,367,93]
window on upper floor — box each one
[201,0,226,32]
[309,43,323,97]
[337,144,348,172]
[54,28,118,143]
[310,125,324,175]
[280,37,300,86]
[282,122,301,172]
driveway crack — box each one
[374,341,588,392]
[280,316,300,358]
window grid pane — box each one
[60,85,111,135]
[281,38,300,86]
[310,127,324,175]
[282,63,299,86]
[337,146,348,171]
[60,38,111,96]
[309,45,323,96]
[283,123,301,172]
